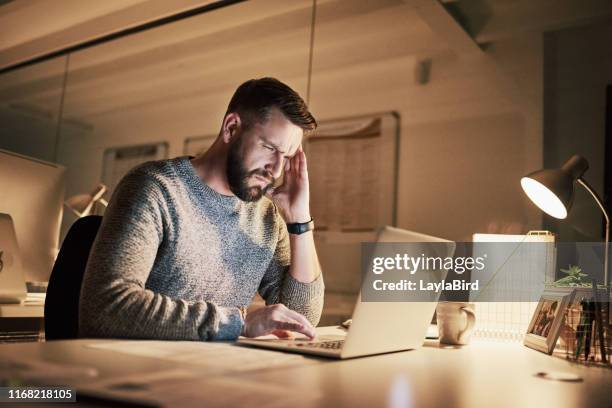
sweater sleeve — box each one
[78,169,243,341]
[257,208,324,326]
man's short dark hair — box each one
[226,77,317,134]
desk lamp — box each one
[64,183,108,218]
[520,155,610,323]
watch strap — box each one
[286,219,314,235]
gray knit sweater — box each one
[78,156,324,341]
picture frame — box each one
[524,287,575,354]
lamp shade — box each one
[520,155,589,219]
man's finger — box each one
[297,149,305,176]
[271,329,295,339]
[280,308,315,338]
[300,149,308,173]
[293,147,301,175]
[273,321,309,335]
[281,305,312,328]
[292,151,300,175]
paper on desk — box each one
[0,358,98,385]
[79,369,198,406]
[81,369,322,408]
[87,341,307,374]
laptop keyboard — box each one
[297,340,345,350]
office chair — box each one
[44,215,102,340]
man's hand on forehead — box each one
[290,144,302,158]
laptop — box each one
[238,226,456,359]
[0,213,27,303]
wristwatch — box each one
[286,218,315,235]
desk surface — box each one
[0,328,610,408]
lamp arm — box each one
[578,178,611,227]
[577,178,610,321]
[577,178,609,284]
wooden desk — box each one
[0,329,610,407]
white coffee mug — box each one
[436,302,476,345]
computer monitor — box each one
[0,149,65,283]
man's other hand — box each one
[241,303,315,339]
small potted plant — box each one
[554,265,590,287]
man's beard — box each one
[226,138,274,202]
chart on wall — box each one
[102,142,168,195]
[305,112,399,233]
[304,112,399,294]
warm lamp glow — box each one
[520,177,567,219]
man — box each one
[79,78,324,341]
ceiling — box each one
[0,0,611,133]
[0,0,223,70]
[2,0,611,70]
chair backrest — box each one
[44,215,102,340]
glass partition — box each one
[0,56,67,162]
[58,0,314,215]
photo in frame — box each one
[524,288,575,354]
